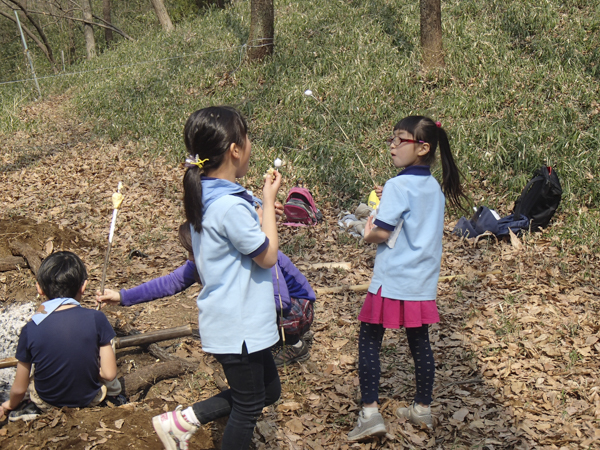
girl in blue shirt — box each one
[348,116,466,440]
[152,106,282,450]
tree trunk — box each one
[81,0,96,59]
[420,0,444,69]
[150,0,174,32]
[247,0,274,61]
[103,0,113,46]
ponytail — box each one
[183,167,204,232]
[181,106,249,233]
[436,126,467,212]
[394,116,468,213]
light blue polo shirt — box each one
[369,166,445,301]
[191,178,279,354]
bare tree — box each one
[5,0,57,70]
[0,8,54,66]
[247,0,273,61]
[103,0,112,46]
[149,0,173,32]
[81,0,96,59]
[420,0,444,69]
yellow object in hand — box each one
[264,167,275,179]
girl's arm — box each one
[364,216,392,244]
[95,261,198,307]
[253,171,282,269]
[1,361,31,414]
[99,344,118,382]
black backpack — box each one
[513,166,562,231]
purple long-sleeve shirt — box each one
[120,252,315,312]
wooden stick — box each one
[438,269,502,282]
[0,357,18,369]
[0,325,194,369]
[113,324,193,349]
[314,270,502,295]
[315,283,370,295]
[306,262,351,270]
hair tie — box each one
[185,154,209,169]
[435,121,442,128]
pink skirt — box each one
[358,287,440,329]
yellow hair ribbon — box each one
[185,154,209,169]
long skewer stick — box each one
[99,182,124,302]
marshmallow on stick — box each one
[263,158,282,182]
[99,182,124,303]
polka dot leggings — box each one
[358,322,435,405]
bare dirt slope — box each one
[1,97,599,449]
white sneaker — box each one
[347,411,387,441]
[395,402,433,429]
[152,405,198,450]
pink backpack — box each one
[283,185,322,226]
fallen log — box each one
[314,270,502,295]
[119,359,196,398]
[0,256,28,272]
[9,240,42,276]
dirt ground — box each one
[1,96,600,449]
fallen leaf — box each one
[508,228,522,250]
[453,408,469,421]
[277,402,302,412]
[285,418,304,433]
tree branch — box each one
[6,0,57,69]
[23,8,133,41]
[0,8,52,64]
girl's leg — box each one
[358,322,385,405]
[348,322,387,441]
[405,325,435,405]
[191,345,280,449]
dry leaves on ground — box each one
[1,96,599,449]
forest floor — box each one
[1,97,600,449]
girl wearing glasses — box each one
[348,116,466,440]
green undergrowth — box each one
[1,0,599,247]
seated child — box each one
[96,221,317,367]
[0,251,122,421]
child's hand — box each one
[256,201,284,226]
[95,289,121,308]
[374,185,383,199]
[274,201,284,219]
[1,400,11,416]
[262,170,281,204]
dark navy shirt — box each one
[16,306,115,407]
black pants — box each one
[358,322,435,405]
[191,343,281,449]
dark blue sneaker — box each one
[100,394,128,407]
[8,400,41,422]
